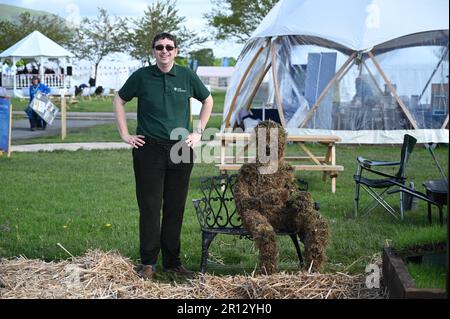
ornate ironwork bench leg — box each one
[200,231,217,273]
[427,202,444,225]
[427,202,432,225]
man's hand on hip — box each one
[185,132,201,148]
[122,134,146,148]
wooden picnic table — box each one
[216,133,344,193]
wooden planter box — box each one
[382,246,447,299]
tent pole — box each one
[362,59,387,129]
[300,52,357,128]
[40,56,44,83]
[336,59,355,83]
[441,114,449,129]
[362,60,384,96]
[270,39,286,126]
[368,51,418,129]
[419,45,449,101]
[68,58,73,90]
[12,57,17,97]
[224,43,266,128]
[245,62,271,111]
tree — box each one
[128,0,206,63]
[69,8,127,83]
[175,56,189,67]
[0,11,74,52]
[205,0,277,43]
[189,48,215,67]
[214,57,237,66]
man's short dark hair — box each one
[152,32,178,49]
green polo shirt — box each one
[118,64,210,140]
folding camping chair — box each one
[353,134,418,219]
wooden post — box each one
[336,58,355,82]
[220,137,226,167]
[368,51,418,129]
[61,96,67,140]
[322,144,332,181]
[224,43,267,128]
[6,103,12,157]
[331,143,336,193]
[271,40,286,126]
[300,52,357,128]
[220,136,226,177]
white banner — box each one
[30,92,59,125]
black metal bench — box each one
[192,174,315,273]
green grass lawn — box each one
[11,91,225,114]
[211,91,225,114]
[13,115,223,145]
[0,142,447,276]
[407,263,446,289]
[13,121,137,145]
[10,97,137,113]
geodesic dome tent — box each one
[222,0,449,143]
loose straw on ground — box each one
[0,250,384,299]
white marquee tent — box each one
[222,0,449,143]
[71,53,141,90]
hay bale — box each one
[0,250,384,299]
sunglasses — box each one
[154,45,176,51]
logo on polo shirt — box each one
[174,87,187,93]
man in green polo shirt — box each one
[114,32,213,279]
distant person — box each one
[74,85,83,96]
[17,66,29,75]
[25,76,50,131]
[75,83,89,96]
[95,86,104,95]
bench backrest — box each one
[193,174,312,231]
[193,174,242,230]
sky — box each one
[1,0,245,58]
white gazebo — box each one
[0,30,74,97]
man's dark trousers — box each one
[133,137,194,268]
